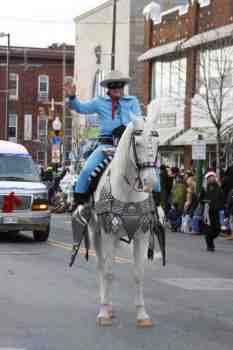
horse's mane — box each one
[112,122,134,175]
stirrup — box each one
[102,147,115,157]
[78,204,91,223]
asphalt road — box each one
[0,213,232,350]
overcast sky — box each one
[0,0,107,48]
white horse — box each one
[77,114,163,328]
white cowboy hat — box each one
[100,70,131,87]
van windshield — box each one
[0,154,40,182]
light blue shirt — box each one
[68,95,141,136]
[154,168,161,192]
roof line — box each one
[166,128,188,146]
[74,0,115,22]
[0,45,74,54]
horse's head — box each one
[126,114,159,193]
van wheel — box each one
[11,230,20,235]
[33,225,50,242]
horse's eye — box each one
[134,130,143,136]
[151,130,159,137]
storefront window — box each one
[206,151,216,168]
[199,46,233,91]
[159,151,184,168]
[151,57,187,99]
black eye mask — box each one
[107,82,125,89]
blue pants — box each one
[75,144,113,193]
[153,168,160,192]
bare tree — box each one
[164,34,233,174]
[190,36,233,174]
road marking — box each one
[0,252,42,255]
[48,239,132,264]
[153,278,233,291]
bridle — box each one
[124,129,159,191]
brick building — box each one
[73,0,185,126]
[0,44,74,166]
[139,0,233,168]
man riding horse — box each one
[64,70,141,208]
[65,73,166,327]
[65,71,165,267]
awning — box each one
[183,23,233,50]
[157,127,183,146]
[169,127,217,146]
[138,23,233,62]
[138,40,182,62]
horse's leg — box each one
[133,233,153,327]
[95,231,116,326]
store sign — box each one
[159,113,176,128]
[192,140,206,160]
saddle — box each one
[87,125,126,196]
[88,148,115,195]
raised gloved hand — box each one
[64,81,76,97]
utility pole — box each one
[6,34,10,140]
[111,0,117,70]
[0,32,10,140]
[62,44,67,164]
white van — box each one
[0,141,51,241]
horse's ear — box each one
[146,112,157,128]
[129,112,144,130]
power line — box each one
[0,16,144,25]
[0,16,73,24]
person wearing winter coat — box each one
[224,188,233,240]
[171,175,187,212]
[184,171,197,216]
[198,171,225,251]
[160,165,173,216]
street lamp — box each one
[52,116,62,171]
[0,32,10,140]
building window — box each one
[199,46,233,91]
[65,76,73,84]
[206,151,216,168]
[37,151,46,163]
[9,73,19,100]
[24,114,32,141]
[8,113,17,142]
[65,116,72,136]
[151,58,187,99]
[159,151,184,168]
[64,136,72,161]
[38,117,48,145]
[38,75,49,101]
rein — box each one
[126,130,158,191]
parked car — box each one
[0,141,51,241]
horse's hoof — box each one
[97,317,112,327]
[107,305,114,319]
[108,310,113,319]
[136,319,153,328]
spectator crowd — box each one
[158,164,233,252]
